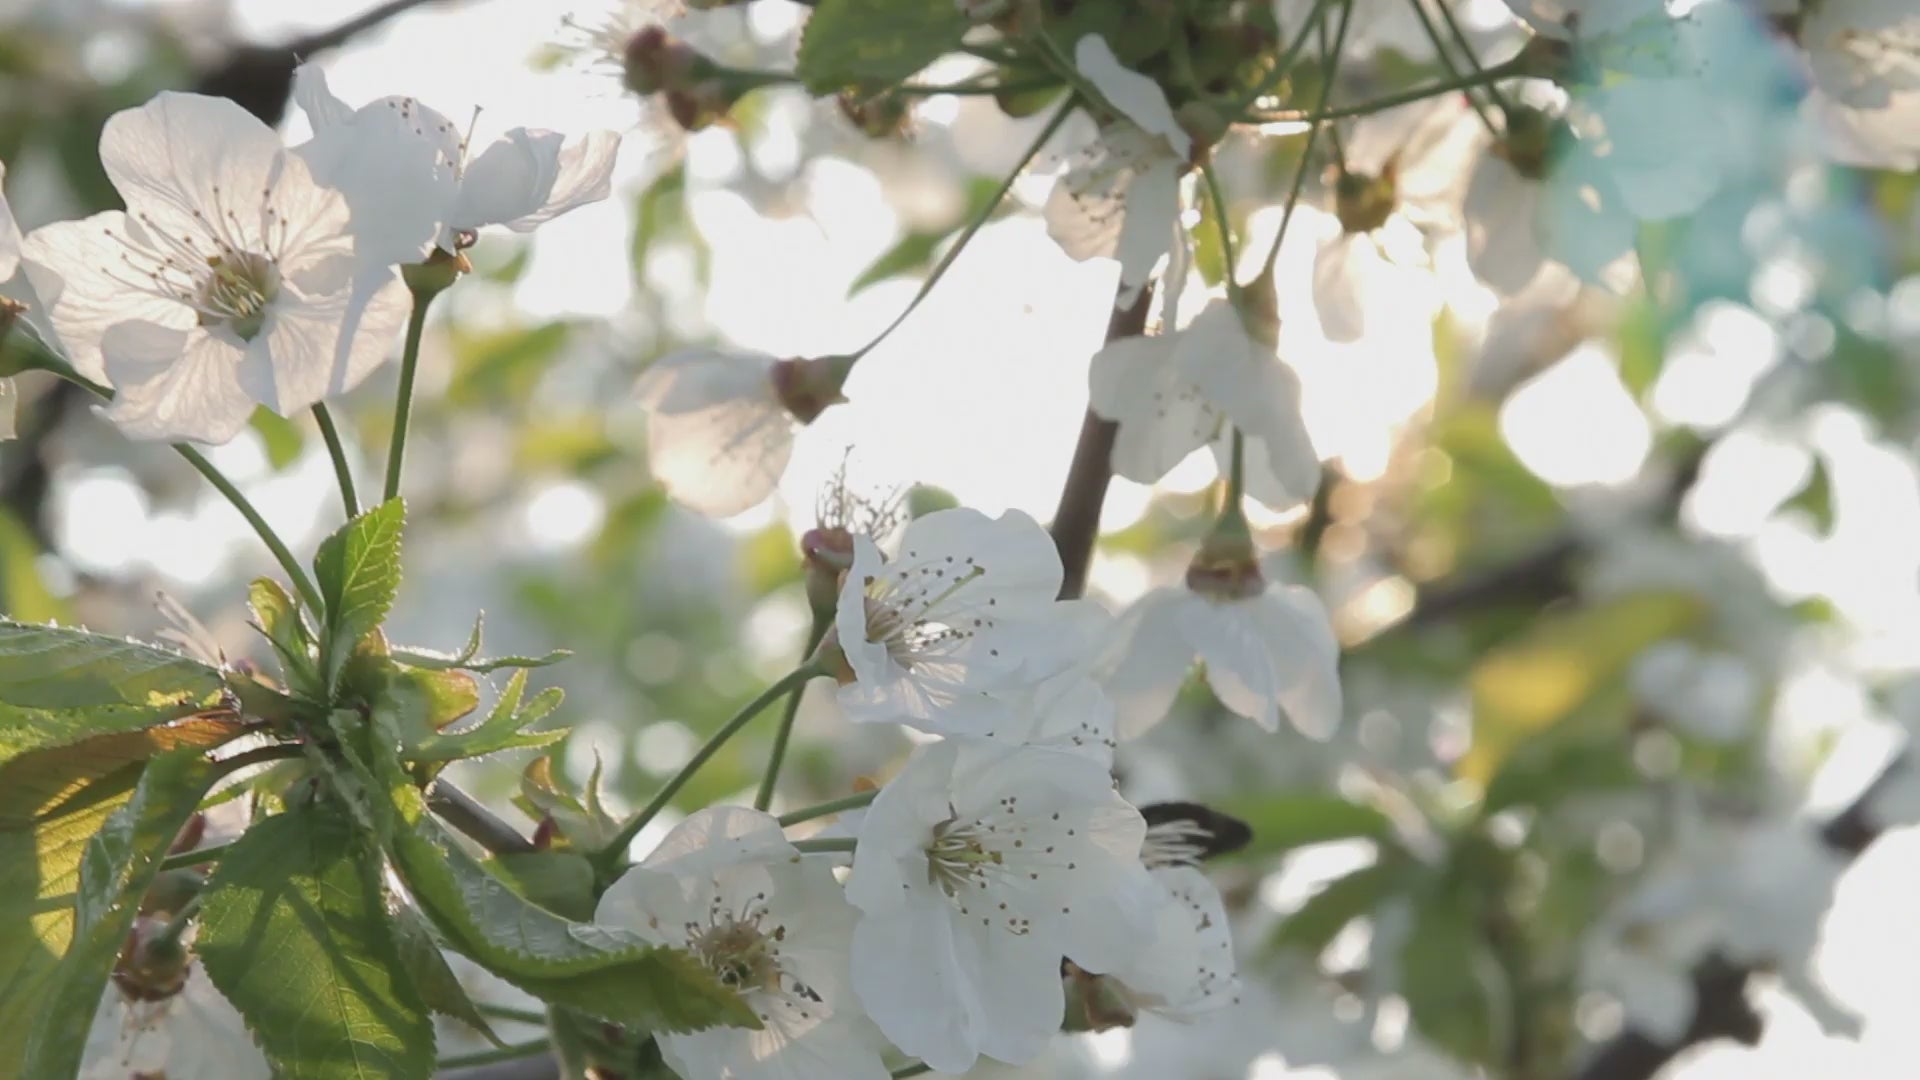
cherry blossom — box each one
[1088,298,1320,511]
[80,924,267,1080]
[844,739,1156,1072]
[634,348,847,517]
[1797,0,1920,169]
[1100,557,1342,739]
[20,93,410,442]
[832,507,1094,735]
[596,806,889,1080]
[1045,35,1193,305]
[292,65,620,263]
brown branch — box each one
[193,0,459,123]
[1048,285,1154,600]
[428,780,537,855]
[1571,757,1903,1080]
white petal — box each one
[1113,157,1180,290]
[1463,154,1547,295]
[1584,80,1724,221]
[1117,865,1240,1018]
[1073,36,1192,158]
[251,273,407,415]
[99,93,286,245]
[290,64,355,130]
[1178,303,1319,509]
[851,905,986,1074]
[952,921,1069,1066]
[497,130,620,232]
[100,323,257,443]
[1179,584,1342,737]
[637,350,793,516]
[294,95,462,267]
[1089,332,1215,485]
[1538,150,1638,285]
[1311,232,1367,343]
[454,129,567,232]
[844,740,957,913]
[20,213,193,384]
[0,163,18,280]
[1100,587,1200,738]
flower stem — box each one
[1256,1,1355,282]
[1402,0,1501,136]
[174,444,325,614]
[312,403,359,518]
[852,97,1075,361]
[595,662,826,873]
[1201,162,1238,292]
[383,292,436,504]
[436,1039,551,1069]
[475,1004,550,1026]
[1233,0,1337,112]
[777,789,877,827]
[791,837,857,855]
[1430,0,1513,112]
[892,1064,933,1078]
[1244,58,1524,128]
[753,614,831,811]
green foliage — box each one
[389,902,505,1047]
[408,669,567,767]
[197,801,435,1080]
[251,577,321,695]
[0,763,141,1072]
[372,738,756,1031]
[1462,591,1704,786]
[1266,861,1400,957]
[0,507,71,624]
[1399,890,1509,1068]
[0,620,240,820]
[314,498,406,693]
[250,405,306,470]
[23,751,220,1079]
[514,755,622,851]
[484,850,598,921]
[389,612,571,675]
[795,0,972,94]
[1216,792,1394,860]
[376,663,482,750]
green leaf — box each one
[795,0,972,94]
[250,578,319,694]
[847,177,1002,297]
[389,902,504,1047]
[1266,862,1399,958]
[512,756,620,851]
[1399,893,1508,1068]
[24,752,221,1079]
[250,405,306,471]
[1785,456,1835,533]
[388,612,571,675]
[1481,731,1643,815]
[372,742,754,1032]
[313,498,406,692]
[0,508,71,624]
[377,664,482,750]
[409,670,567,766]
[1214,793,1394,861]
[197,801,435,1080]
[0,621,239,820]
[1462,591,1704,785]
[484,851,597,921]
[0,764,142,1072]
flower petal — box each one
[20,212,193,384]
[1089,332,1216,485]
[100,322,257,444]
[99,93,286,245]
[1074,35,1192,159]
[1099,586,1200,738]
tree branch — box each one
[1571,757,1903,1080]
[428,780,537,855]
[193,0,459,123]
[1048,285,1154,601]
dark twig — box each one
[428,780,536,855]
[440,1056,559,1080]
[1571,758,1902,1080]
[1048,285,1154,600]
[194,0,458,123]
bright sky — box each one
[58,1,1920,1076]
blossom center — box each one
[861,559,989,668]
[196,251,279,339]
[689,915,784,993]
[1334,169,1397,235]
[926,816,1005,896]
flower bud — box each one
[112,915,192,1003]
[1236,264,1281,351]
[664,80,741,133]
[1332,166,1397,235]
[1493,105,1559,181]
[402,246,470,299]
[770,355,853,425]
[1175,101,1229,164]
[837,89,916,140]
[623,26,699,96]
[1185,526,1264,601]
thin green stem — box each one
[1244,58,1525,127]
[754,614,831,811]
[1226,428,1247,511]
[175,444,325,613]
[852,98,1074,360]
[1201,162,1238,294]
[596,663,826,872]
[778,790,878,828]
[312,404,360,517]
[154,893,203,942]
[158,839,234,874]
[1024,26,1109,111]
[792,837,857,855]
[892,1064,933,1079]
[1256,1,1356,281]
[1431,0,1513,112]
[476,1004,550,1026]
[436,1039,551,1069]
[1233,0,1336,112]
[1403,0,1501,136]
[383,294,434,504]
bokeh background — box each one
[4,0,1920,1077]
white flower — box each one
[1101,573,1341,739]
[844,740,1156,1073]
[1088,299,1320,511]
[1798,0,1920,169]
[1311,100,1478,342]
[20,92,409,443]
[596,807,889,1080]
[81,962,268,1080]
[1100,815,1240,1020]
[1045,35,1192,305]
[0,161,18,281]
[1461,107,1638,292]
[635,349,848,517]
[292,65,620,263]
[834,507,1089,736]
